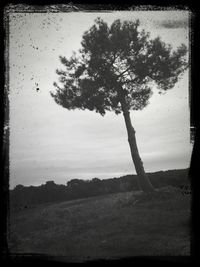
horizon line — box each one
[10,167,189,189]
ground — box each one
[8,187,191,262]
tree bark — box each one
[120,98,154,193]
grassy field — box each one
[8,187,191,262]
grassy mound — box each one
[8,187,191,262]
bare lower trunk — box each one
[121,101,154,193]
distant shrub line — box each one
[10,169,189,209]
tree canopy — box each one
[51,18,188,116]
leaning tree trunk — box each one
[120,100,154,193]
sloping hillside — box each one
[8,188,191,262]
[10,168,189,209]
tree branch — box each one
[117,66,132,79]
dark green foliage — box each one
[51,18,188,115]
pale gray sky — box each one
[8,10,192,189]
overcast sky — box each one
[8,9,192,189]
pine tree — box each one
[51,18,188,193]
